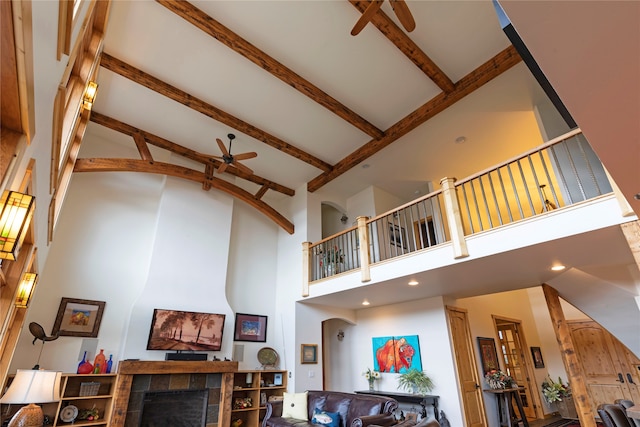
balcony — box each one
[303,129,617,292]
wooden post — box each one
[542,284,596,427]
[439,177,469,259]
[302,241,311,297]
[357,216,371,282]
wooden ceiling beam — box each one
[348,0,455,93]
[100,53,332,173]
[89,111,295,197]
[133,131,153,162]
[307,45,522,192]
[157,0,384,140]
[74,158,295,234]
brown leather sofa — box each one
[262,390,398,427]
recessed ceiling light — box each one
[455,136,467,144]
[362,299,370,306]
[634,193,640,200]
[362,164,370,169]
[408,280,419,286]
[551,265,566,271]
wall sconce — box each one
[0,369,61,427]
[83,81,98,110]
[0,191,35,261]
[340,214,348,224]
[337,330,344,341]
[15,272,38,308]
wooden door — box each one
[495,321,538,420]
[447,306,488,427]
[569,320,640,410]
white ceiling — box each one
[88,0,548,204]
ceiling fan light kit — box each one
[211,133,257,175]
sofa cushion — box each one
[283,391,308,420]
[311,408,340,427]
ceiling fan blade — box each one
[232,152,257,161]
[216,138,230,157]
[351,0,384,36]
[234,161,254,176]
[390,0,415,32]
[210,155,225,161]
[217,162,229,174]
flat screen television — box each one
[146,308,225,352]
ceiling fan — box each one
[351,0,416,36]
[211,133,257,175]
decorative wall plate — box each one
[257,347,279,368]
[60,405,78,422]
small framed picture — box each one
[477,337,500,375]
[531,346,545,368]
[301,344,318,364]
[273,373,283,386]
[234,313,267,342]
[51,297,106,337]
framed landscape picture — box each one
[234,313,268,342]
[51,297,105,337]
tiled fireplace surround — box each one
[111,361,238,427]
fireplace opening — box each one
[139,388,209,427]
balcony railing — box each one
[304,129,614,288]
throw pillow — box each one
[311,408,340,427]
[282,391,308,420]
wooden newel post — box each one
[302,241,311,297]
[542,284,596,427]
[440,177,469,259]
[356,216,371,282]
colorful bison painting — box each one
[372,335,422,373]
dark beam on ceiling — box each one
[157,0,384,140]
[99,53,333,174]
[307,45,522,192]
[89,111,295,197]
[348,0,455,93]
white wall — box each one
[10,131,284,372]
[295,297,464,424]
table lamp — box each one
[0,369,61,427]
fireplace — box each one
[140,389,208,427]
[111,360,237,427]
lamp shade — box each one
[0,370,61,404]
[0,191,35,261]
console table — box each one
[355,390,440,421]
[483,388,529,427]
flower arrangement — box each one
[484,369,516,389]
[363,368,381,390]
[541,376,572,403]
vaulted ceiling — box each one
[82,0,551,231]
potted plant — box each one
[397,368,434,395]
[541,376,577,419]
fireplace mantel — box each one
[111,360,238,427]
